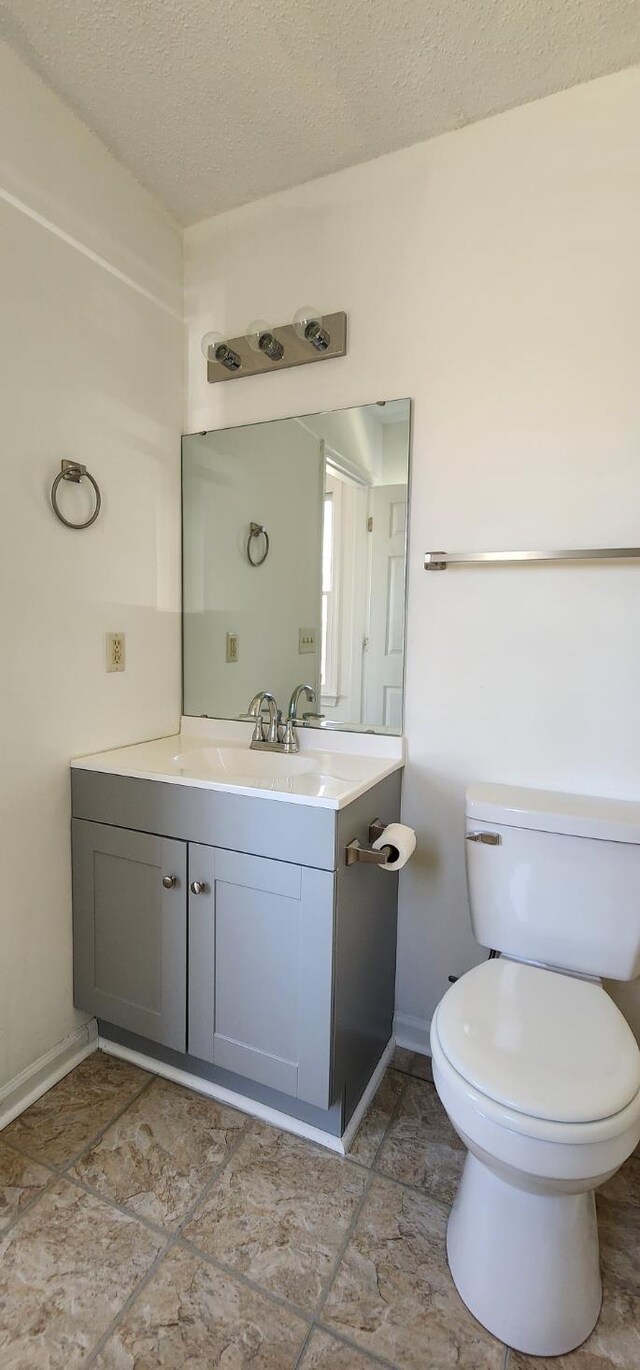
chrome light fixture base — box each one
[206,311,347,384]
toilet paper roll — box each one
[371,822,417,871]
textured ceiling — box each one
[2,1,640,225]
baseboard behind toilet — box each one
[393,1011,432,1056]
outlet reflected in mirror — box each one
[182,398,410,733]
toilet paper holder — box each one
[345,819,397,866]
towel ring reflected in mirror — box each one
[246,521,269,567]
[50,460,102,530]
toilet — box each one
[430,783,640,1358]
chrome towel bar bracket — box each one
[50,460,102,530]
[424,548,640,570]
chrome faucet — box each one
[245,691,299,753]
[247,692,280,745]
[287,683,317,722]
[244,686,318,754]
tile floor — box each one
[0,1047,637,1368]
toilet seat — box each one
[431,1012,640,1158]
[435,958,640,1127]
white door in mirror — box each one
[362,486,406,729]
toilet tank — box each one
[465,784,640,980]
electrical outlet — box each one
[226,632,239,663]
[299,628,316,655]
[106,632,125,672]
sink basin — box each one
[170,744,345,796]
[173,746,320,781]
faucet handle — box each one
[282,719,300,753]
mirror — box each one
[182,398,410,733]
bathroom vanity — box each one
[71,397,411,1147]
[71,725,403,1144]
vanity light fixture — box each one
[203,310,347,384]
[293,306,330,352]
[200,331,241,372]
[247,320,285,362]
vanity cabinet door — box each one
[72,819,187,1051]
[188,844,335,1109]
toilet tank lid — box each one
[466,783,640,844]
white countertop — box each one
[71,719,404,810]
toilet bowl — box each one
[431,959,640,1357]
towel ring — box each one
[246,521,269,566]
[51,460,102,530]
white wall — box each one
[185,65,640,1044]
[0,42,183,1090]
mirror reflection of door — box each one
[320,467,369,725]
[362,485,407,729]
[319,400,409,729]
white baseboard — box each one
[99,1034,395,1157]
[340,1036,395,1154]
[393,1011,432,1056]
[0,1020,98,1131]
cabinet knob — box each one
[162,874,178,889]
[190,880,208,895]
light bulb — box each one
[293,306,330,351]
[246,320,284,362]
[200,331,241,371]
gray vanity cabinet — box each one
[188,845,335,1107]
[71,821,335,1108]
[71,765,402,1136]
[72,819,187,1051]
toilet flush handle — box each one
[466,831,501,845]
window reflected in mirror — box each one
[182,398,410,733]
